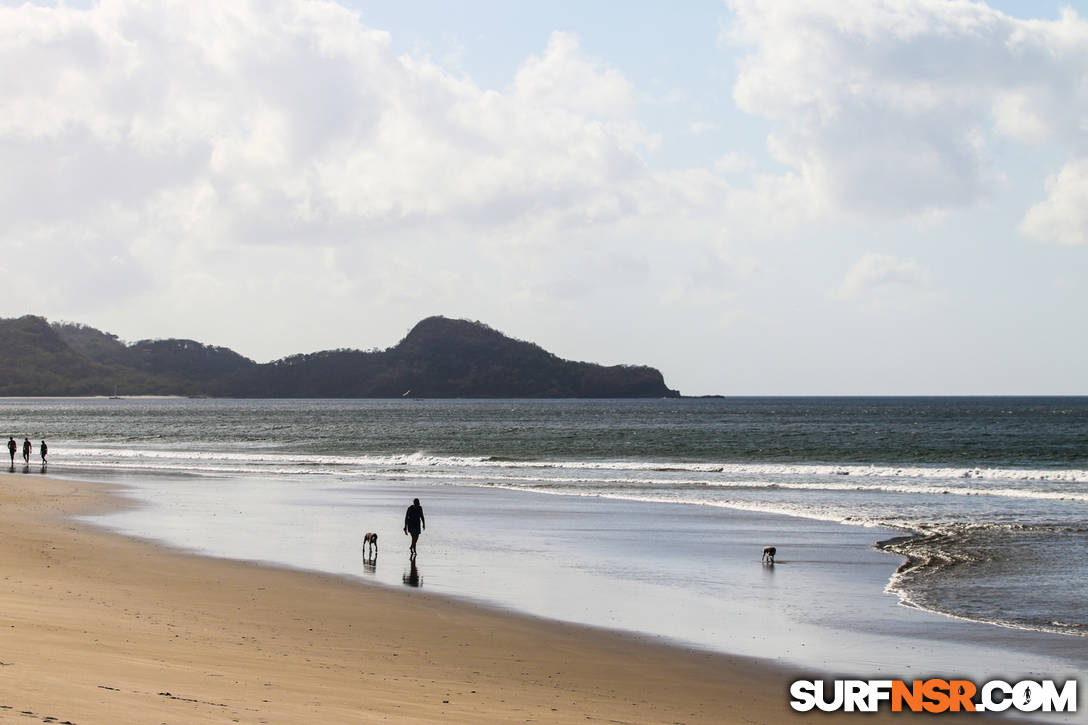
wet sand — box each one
[0,474,980,724]
[83,474,1087,683]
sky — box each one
[1,0,1086,395]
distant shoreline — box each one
[2,315,679,398]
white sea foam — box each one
[58,444,1088,483]
[55,443,1088,538]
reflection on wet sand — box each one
[362,551,377,575]
[403,556,421,588]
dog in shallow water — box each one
[364,532,378,558]
[762,545,776,564]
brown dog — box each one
[364,532,378,557]
[762,545,776,564]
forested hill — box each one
[0,315,680,398]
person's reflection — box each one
[402,556,421,588]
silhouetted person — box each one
[39,440,47,464]
[403,498,425,555]
[7,437,15,465]
[21,437,30,464]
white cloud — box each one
[714,151,754,174]
[0,3,662,248]
[1020,157,1088,246]
[992,90,1052,145]
[832,253,929,301]
[513,31,634,118]
[0,0,753,363]
[725,0,1088,220]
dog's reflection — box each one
[362,551,377,574]
[361,531,379,573]
[402,557,421,588]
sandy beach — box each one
[0,474,997,724]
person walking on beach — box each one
[7,437,15,465]
[404,498,425,556]
[21,437,30,464]
[39,440,47,464]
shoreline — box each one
[1,475,1062,723]
[0,472,941,724]
[73,469,1088,683]
[6,473,1033,724]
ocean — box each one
[4,396,1087,680]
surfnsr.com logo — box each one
[790,679,1077,713]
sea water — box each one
[3,397,1086,658]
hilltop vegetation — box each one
[0,315,679,398]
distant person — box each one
[21,437,30,464]
[39,440,47,464]
[403,498,426,555]
[7,437,15,465]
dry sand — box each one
[0,475,976,724]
